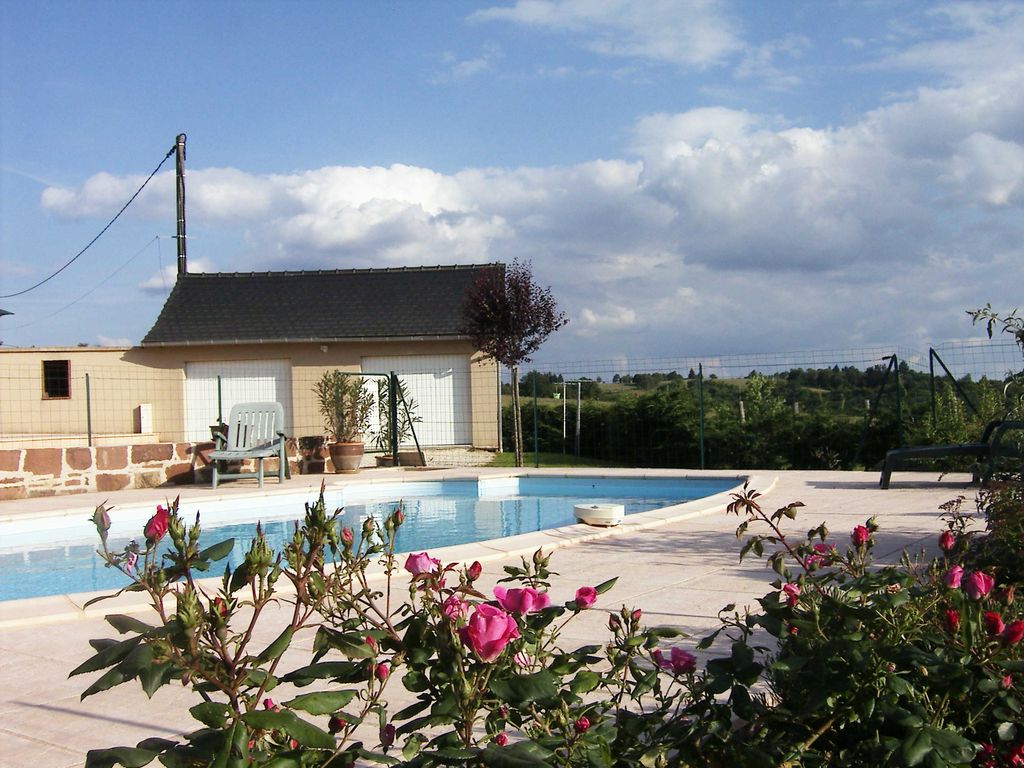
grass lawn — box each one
[487,451,622,468]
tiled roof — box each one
[140,264,501,346]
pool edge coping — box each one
[0,470,773,628]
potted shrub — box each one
[314,370,373,473]
[374,376,424,466]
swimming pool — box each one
[0,474,739,601]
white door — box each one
[184,360,292,442]
[361,354,471,446]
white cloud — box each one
[470,0,742,69]
[435,43,504,82]
[96,335,132,347]
[138,257,216,294]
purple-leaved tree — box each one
[462,261,568,467]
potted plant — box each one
[374,377,424,466]
[314,370,373,473]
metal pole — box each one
[929,348,937,427]
[575,382,581,457]
[533,373,539,468]
[85,373,93,447]
[562,382,567,454]
[217,376,223,424]
[389,372,399,465]
[175,134,187,276]
[697,363,705,469]
[894,354,903,449]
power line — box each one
[5,236,159,330]
[0,144,176,299]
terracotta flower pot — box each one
[328,441,364,473]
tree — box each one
[462,261,568,466]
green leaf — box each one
[593,577,617,594]
[81,665,129,700]
[281,660,366,687]
[285,690,357,715]
[263,757,302,768]
[900,730,933,766]
[313,627,376,659]
[198,538,235,562]
[106,614,156,634]
[240,710,335,750]
[569,670,601,694]
[402,732,427,760]
[254,627,293,664]
[70,636,143,676]
[489,670,558,705]
[480,740,555,767]
[228,562,251,594]
[84,746,159,768]
[998,721,1018,741]
[190,702,231,728]
[138,661,174,698]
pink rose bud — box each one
[380,722,396,748]
[374,663,389,682]
[964,571,995,600]
[493,585,551,614]
[341,527,354,547]
[574,716,590,733]
[851,525,870,547]
[631,608,643,623]
[1002,674,1014,690]
[263,697,276,710]
[404,552,441,576]
[608,614,621,632]
[984,611,1005,636]
[365,635,377,653]
[944,609,960,633]
[442,594,470,622]
[938,530,955,553]
[1002,620,1024,645]
[213,597,228,618]
[944,565,964,589]
[458,604,520,662]
[493,732,509,747]
[574,586,597,609]
[329,714,345,734]
[144,505,170,543]
[392,508,405,527]
[782,583,801,607]
[467,561,482,581]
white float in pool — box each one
[574,503,625,527]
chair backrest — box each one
[224,402,286,449]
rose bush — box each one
[78,481,1024,767]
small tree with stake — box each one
[462,260,568,466]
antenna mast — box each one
[175,133,187,276]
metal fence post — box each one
[697,363,705,470]
[533,373,539,467]
[389,371,399,465]
[86,372,93,447]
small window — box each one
[42,359,71,399]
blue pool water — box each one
[0,475,737,601]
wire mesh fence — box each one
[1,339,1019,473]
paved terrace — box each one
[0,467,979,768]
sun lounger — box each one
[879,419,1024,489]
[209,401,289,488]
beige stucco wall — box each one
[0,341,500,449]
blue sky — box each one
[2,1,1022,366]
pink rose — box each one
[1002,620,1024,645]
[467,561,482,581]
[493,732,509,747]
[851,525,870,547]
[374,662,389,682]
[574,586,597,609]
[944,565,964,589]
[459,604,520,662]
[144,504,170,543]
[493,585,551,614]
[652,647,697,674]
[984,611,1005,636]
[404,552,440,576]
[574,716,590,733]
[782,583,801,607]
[944,609,960,633]
[442,594,470,623]
[938,530,955,553]
[964,571,996,600]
